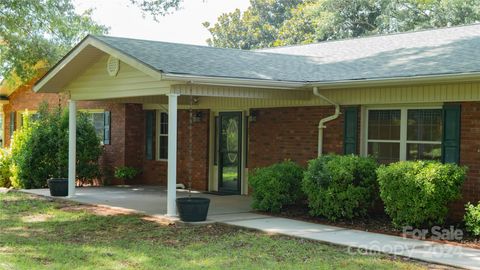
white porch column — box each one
[166,93,179,216]
[68,100,76,197]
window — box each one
[81,110,110,145]
[86,112,106,142]
[0,113,3,147]
[158,112,168,160]
[367,108,442,163]
[18,111,39,128]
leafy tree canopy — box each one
[203,0,304,49]
[205,0,480,49]
[0,0,185,86]
[130,0,183,20]
[0,0,108,85]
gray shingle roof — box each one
[94,24,480,83]
[94,35,319,82]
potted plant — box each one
[176,95,210,222]
[48,104,68,196]
[114,166,140,184]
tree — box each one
[207,0,480,49]
[130,0,183,21]
[204,0,305,49]
[0,0,197,85]
[0,0,108,85]
[10,103,103,189]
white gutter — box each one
[307,71,480,89]
[313,87,340,157]
[162,73,305,90]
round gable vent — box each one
[106,56,120,77]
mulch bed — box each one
[258,204,480,250]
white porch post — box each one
[166,93,179,216]
[68,100,76,197]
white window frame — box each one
[0,112,4,148]
[156,110,168,161]
[365,105,442,162]
[18,110,38,128]
[80,109,105,144]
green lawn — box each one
[0,192,431,270]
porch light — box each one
[193,111,203,122]
[249,110,258,122]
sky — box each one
[73,0,251,45]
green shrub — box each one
[464,202,480,236]
[10,103,102,189]
[377,161,466,228]
[114,166,140,181]
[302,155,378,221]
[0,149,12,188]
[249,160,304,213]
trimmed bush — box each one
[464,202,480,236]
[377,161,466,228]
[0,148,12,187]
[114,166,140,182]
[10,103,102,189]
[302,155,378,221]
[249,160,304,213]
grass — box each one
[0,192,435,270]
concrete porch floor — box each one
[24,186,256,222]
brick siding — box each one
[248,106,346,168]
[449,102,480,219]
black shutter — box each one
[245,115,249,168]
[9,112,15,138]
[103,111,111,145]
[214,116,219,165]
[442,104,461,164]
[145,111,154,160]
[343,107,358,155]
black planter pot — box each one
[47,178,68,197]
[176,197,210,222]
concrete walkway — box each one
[222,214,480,270]
[23,186,480,270]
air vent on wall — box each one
[106,56,120,77]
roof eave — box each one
[33,35,164,93]
[308,72,480,89]
[162,73,305,90]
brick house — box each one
[0,80,134,185]
[31,24,480,217]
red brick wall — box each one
[131,109,210,190]
[248,106,345,168]
[449,102,480,219]
[177,109,210,190]
[2,84,127,185]
[3,82,60,146]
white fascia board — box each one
[308,72,480,89]
[33,36,164,93]
[33,40,90,93]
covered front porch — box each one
[24,186,254,222]
[32,35,318,217]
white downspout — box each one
[313,87,340,157]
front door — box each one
[218,112,242,194]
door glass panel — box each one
[219,112,241,193]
